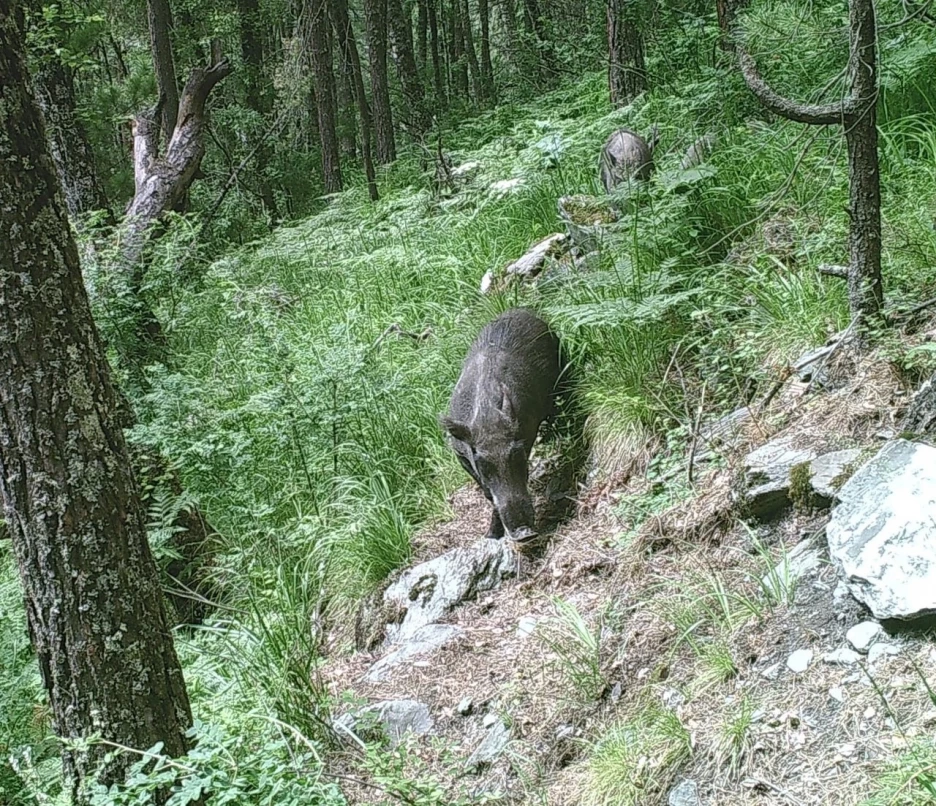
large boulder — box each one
[384,538,515,645]
[480,233,569,294]
[826,439,936,620]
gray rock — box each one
[792,343,835,386]
[810,449,863,502]
[740,436,819,519]
[365,624,464,683]
[823,647,860,666]
[482,712,499,729]
[787,649,813,674]
[668,779,702,806]
[760,662,781,680]
[517,615,538,638]
[679,133,717,171]
[334,700,433,748]
[557,195,618,253]
[466,719,511,770]
[761,538,822,591]
[846,621,882,653]
[457,697,474,716]
[867,642,902,665]
[384,540,515,645]
[826,439,936,620]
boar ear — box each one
[440,415,472,443]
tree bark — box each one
[608,0,648,107]
[32,56,111,220]
[388,0,431,134]
[0,6,193,800]
[302,0,344,193]
[329,0,379,200]
[428,0,447,107]
[237,0,280,219]
[146,0,180,140]
[449,0,469,99]
[363,0,396,163]
[736,0,883,340]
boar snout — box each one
[492,490,537,542]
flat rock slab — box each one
[466,719,511,770]
[365,624,464,683]
[384,539,515,645]
[334,699,433,747]
[827,439,936,620]
[741,436,819,520]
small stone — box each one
[482,713,499,729]
[457,697,474,716]
[466,719,510,769]
[668,779,702,806]
[610,682,623,703]
[838,742,856,757]
[864,707,876,719]
[517,616,538,638]
[847,621,882,653]
[868,642,902,665]
[823,647,860,666]
[829,686,844,702]
[787,649,813,674]
[832,580,850,602]
[760,662,781,680]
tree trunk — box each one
[32,57,111,220]
[335,42,358,157]
[428,0,447,107]
[461,0,482,103]
[608,0,648,107]
[0,7,193,800]
[416,0,428,70]
[303,0,344,193]
[329,0,379,200]
[500,0,519,72]
[716,0,748,51]
[237,0,280,219]
[478,0,495,102]
[146,0,180,140]
[388,0,431,134]
[736,0,883,342]
[449,0,469,100]
[844,0,883,329]
[363,0,396,163]
[521,0,551,81]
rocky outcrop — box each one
[365,624,465,683]
[334,699,434,747]
[826,439,936,621]
[384,539,515,644]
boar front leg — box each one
[456,452,505,540]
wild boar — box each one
[599,124,660,193]
[441,308,561,542]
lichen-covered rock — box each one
[383,539,515,644]
[827,439,936,620]
[738,436,819,520]
[557,194,618,253]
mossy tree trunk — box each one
[0,6,193,801]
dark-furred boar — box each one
[599,125,659,193]
[441,308,561,542]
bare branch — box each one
[818,263,849,278]
[737,46,851,125]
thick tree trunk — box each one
[608,0,648,107]
[303,0,343,193]
[479,0,495,102]
[388,0,431,134]
[716,0,748,51]
[237,0,280,219]
[0,7,193,801]
[146,0,180,140]
[32,57,111,220]
[428,0,447,107]
[449,0,469,99]
[521,0,551,81]
[736,0,883,342]
[363,0,396,163]
[329,0,379,200]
